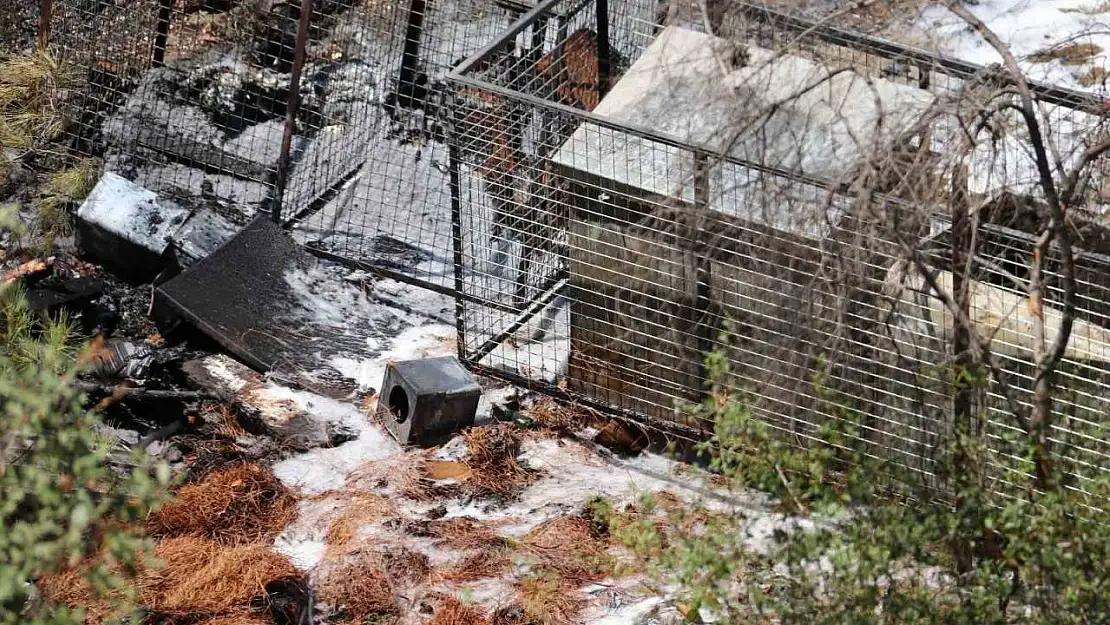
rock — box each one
[183,353,360,451]
[327,422,360,446]
[145,440,183,463]
[94,423,141,446]
[235,433,280,458]
[0,152,34,197]
[165,445,184,464]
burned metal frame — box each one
[271,0,318,224]
[35,0,1110,469]
[444,0,916,435]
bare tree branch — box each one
[946,0,1080,489]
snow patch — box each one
[282,262,387,329]
[427,437,784,545]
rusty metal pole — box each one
[37,0,55,51]
[271,0,315,224]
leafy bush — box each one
[602,345,1110,624]
[0,207,168,624]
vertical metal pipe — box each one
[691,151,713,397]
[272,0,315,224]
[152,0,174,67]
[447,92,468,362]
[595,0,611,100]
[37,0,54,51]
[400,0,427,93]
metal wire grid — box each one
[449,0,1110,486]
[39,0,1110,486]
[43,0,383,226]
[286,0,617,291]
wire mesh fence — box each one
[39,0,1110,494]
[42,0,540,252]
[447,0,1110,493]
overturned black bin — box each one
[378,356,482,446]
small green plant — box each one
[0,207,169,624]
[33,157,101,246]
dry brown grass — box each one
[147,462,297,545]
[346,450,441,501]
[1028,42,1104,65]
[462,424,539,497]
[1079,65,1108,86]
[35,157,101,242]
[429,595,491,625]
[519,516,613,584]
[141,537,299,616]
[322,492,395,552]
[0,50,77,150]
[436,549,513,582]
[421,516,507,551]
[190,613,275,625]
[40,537,297,624]
[315,560,398,620]
[37,565,122,624]
[525,398,594,434]
[1061,1,1110,15]
[516,575,586,625]
[336,546,432,586]
[203,402,249,439]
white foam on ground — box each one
[919,0,1110,95]
[329,322,457,393]
[270,397,399,495]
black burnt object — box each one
[75,173,191,283]
[378,356,482,446]
[384,0,430,120]
[25,276,104,320]
[152,213,396,380]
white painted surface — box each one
[551,26,936,237]
[76,172,191,254]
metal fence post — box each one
[37,0,54,51]
[692,150,713,398]
[595,0,610,99]
[272,0,315,224]
[400,0,427,95]
[446,90,468,362]
[151,0,174,67]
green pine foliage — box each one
[0,207,169,624]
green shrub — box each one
[0,207,168,624]
[611,344,1110,624]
